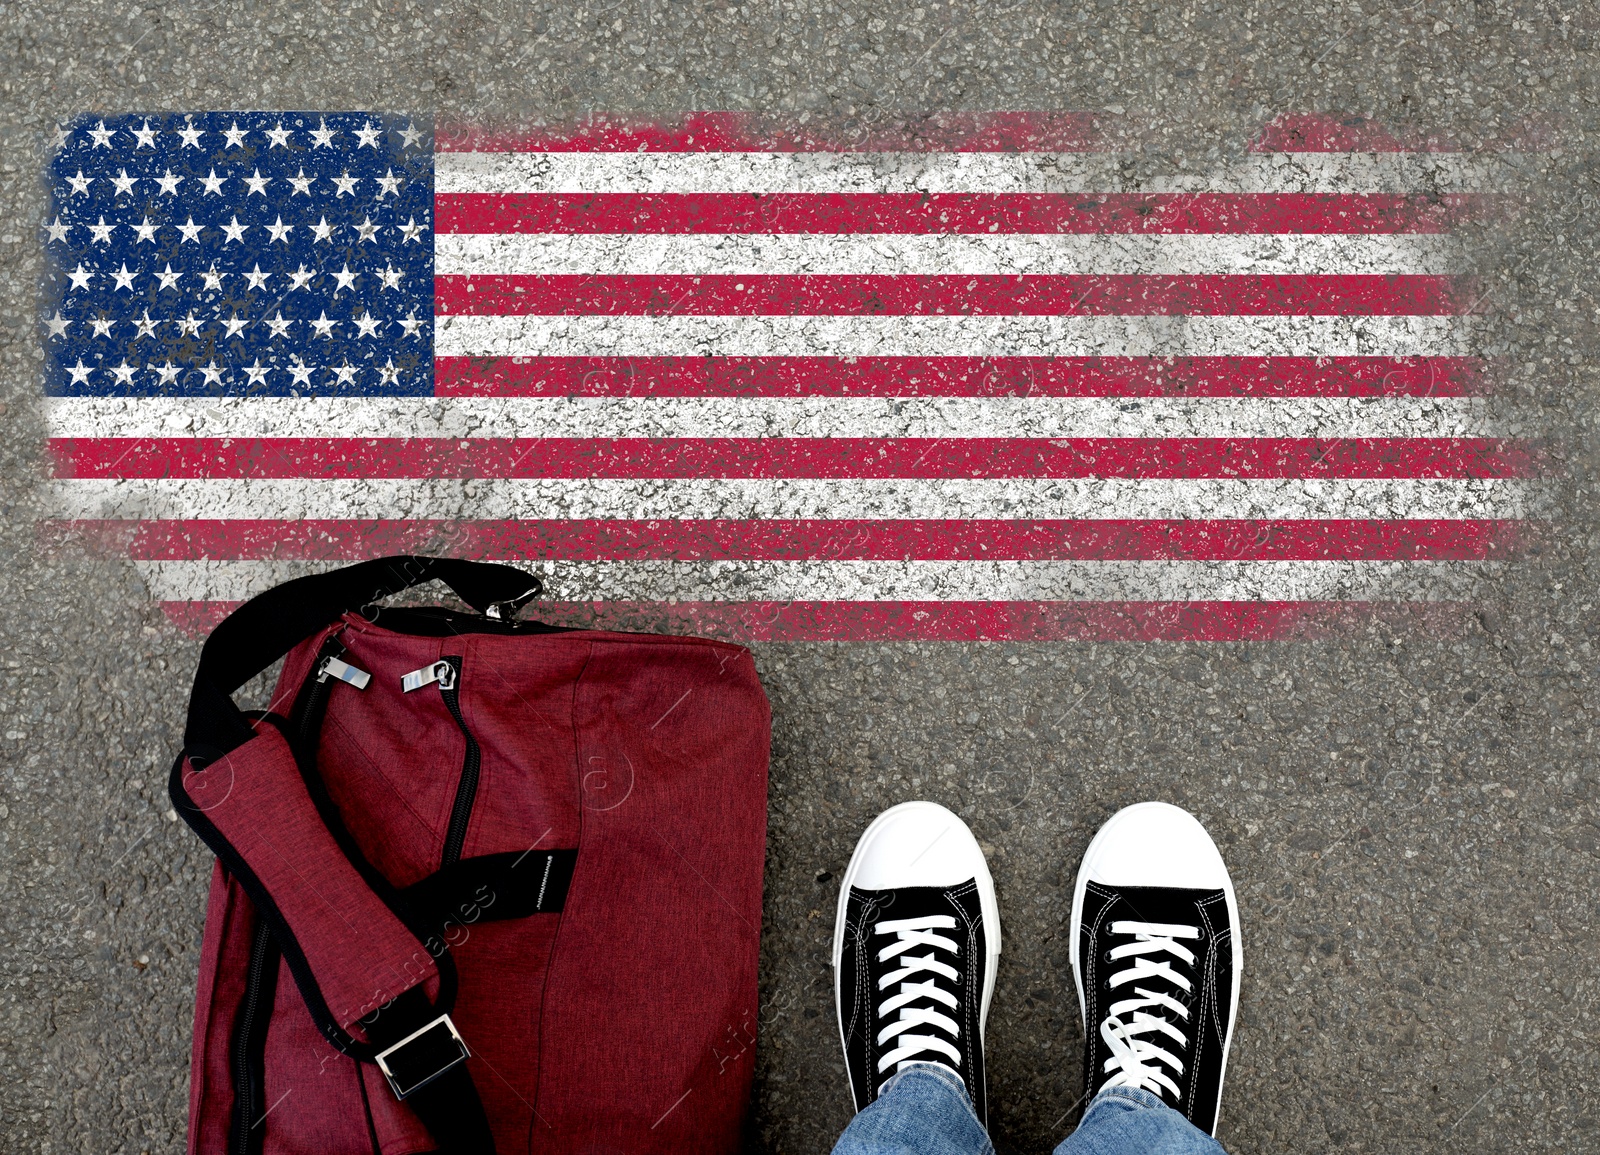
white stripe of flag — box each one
[44,396,1513,441]
[433,314,1475,359]
[434,150,1527,195]
[134,558,1505,605]
[433,233,1464,277]
[53,478,1529,523]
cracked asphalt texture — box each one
[2,2,1599,1152]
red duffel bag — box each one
[169,557,771,1155]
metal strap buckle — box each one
[374,1013,470,1099]
[484,585,542,622]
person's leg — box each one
[833,1063,994,1155]
[830,802,1002,1155]
[1051,1087,1224,1155]
[1060,802,1243,1154]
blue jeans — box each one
[832,1064,1226,1155]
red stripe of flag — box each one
[434,192,1491,235]
[47,518,1529,562]
[508,598,1485,643]
[1250,113,1460,153]
[49,438,1538,481]
[435,110,1532,154]
[436,111,1107,153]
[435,274,1468,317]
[432,356,1485,397]
[156,597,1485,643]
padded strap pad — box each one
[176,726,438,1043]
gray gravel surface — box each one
[2,2,1600,1153]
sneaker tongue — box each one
[856,883,969,924]
[1103,884,1222,928]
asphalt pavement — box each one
[2,2,1599,1152]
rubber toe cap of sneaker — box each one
[1080,801,1230,890]
[847,801,987,891]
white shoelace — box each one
[873,914,963,1079]
[1097,920,1201,1102]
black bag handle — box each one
[184,556,542,756]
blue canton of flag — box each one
[44,112,433,396]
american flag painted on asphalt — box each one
[43,112,1535,641]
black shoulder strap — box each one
[184,556,542,759]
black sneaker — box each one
[834,801,1002,1122]
[1070,802,1242,1136]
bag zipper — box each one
[295,647,369,755]
[422,655,476,863]
[230,923,276,1155]
[297,664,335,748]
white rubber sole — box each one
[1069,801,1243,1129]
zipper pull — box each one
[317,655,372,690]
[402,659,457,693]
